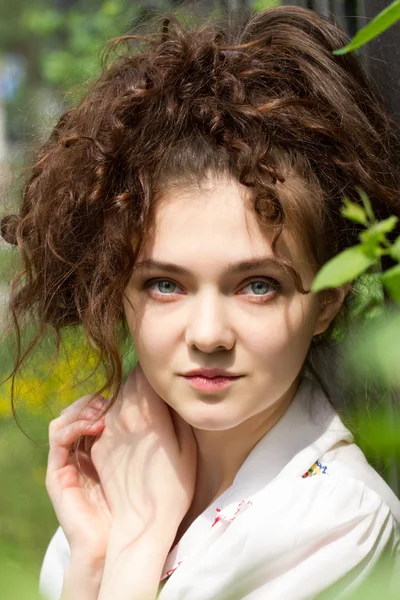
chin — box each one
[177,406,245,431]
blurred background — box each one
[0,0,399,598]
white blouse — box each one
[39,376,400,599]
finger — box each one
[69,448,102,484]
[60,394,105,415]
[82,432,102,453]
[48,418,105,473]
[50,407,105,439]
[73,407,106,422]
[72,421,105,453]
[55,396,108,429]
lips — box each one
[185,375,241,380]
[182,374,243,392]
[183,368,241,378]
[184,373,240,381]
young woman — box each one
[1,5,400,599]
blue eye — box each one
[146,280,179,294]
[143,278,280,298]
[242,280,275,296]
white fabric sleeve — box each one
[163,476,399,600]
[39,527,71,600]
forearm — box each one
[97,524,175,600]
[61,554,104,600]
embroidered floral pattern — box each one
[302,460,328,478]
[211,507,222,528]
[160,500,254,583]
[212,500,253,527]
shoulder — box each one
[241,475,400,597]
[39,527,71,600]
[251,473,397,539]
[247,473,398,540]
[314,440,400,521]
[162,477,399,599]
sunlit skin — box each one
[122,173,346,537]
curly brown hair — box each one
[1,5,399,414]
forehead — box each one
[142,175,314,279]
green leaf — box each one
[371,216,398,234]
[359,216,398,252]
[389,236,400,262]
[333,0,400,55]
[311,245,377,292]
[356,187,375,223]
[340,197,367,225]
[380,264,400,303]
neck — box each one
[191,378,299,513]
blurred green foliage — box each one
[33,0,145,94]
[251,0,280,12]
[0,0,145,82]
[0,270,137,595]
[1,0,165,140]
[0,247,21,286]
[311,193,400,482]
[0,412,54,600]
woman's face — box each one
[123,174,335,431]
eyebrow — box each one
[133,257,285,276]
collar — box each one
[159,375,353,584]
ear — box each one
[313,283,351,336]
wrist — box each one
[69,548,106,572]
[61,555,104,600]
[98,531,169,600]
[108,518,178,554]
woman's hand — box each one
[45,394,112,566]
[91,363,198,600]
[91,362,198,536]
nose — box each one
[184,290,235,353]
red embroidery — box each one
[211,500,252,528]
[161,561,183,582]
[161,501,253,582]
[231,500,252,521]
[211,507,221,528]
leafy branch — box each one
[312,2,400,301]
[311,190,400,304]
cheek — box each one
[135,327,172,363]
[244,299,319,365]
[124,303,174,366]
